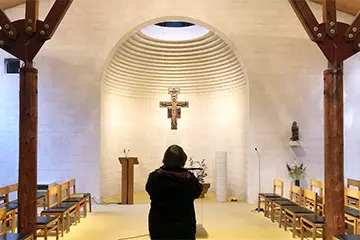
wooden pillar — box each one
[324,63,345,239]
[18,63,38,236]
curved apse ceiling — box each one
[103,24,246,97]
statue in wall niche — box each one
[291,121,299,141]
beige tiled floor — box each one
[63,192,300,240]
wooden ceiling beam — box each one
[0,0,25,10]
[310,0,360,16]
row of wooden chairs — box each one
[258,178,360,239]
[0,179,92,239]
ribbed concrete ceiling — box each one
[103,30,246,97]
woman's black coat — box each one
[146,166,203,240]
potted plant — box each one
[189,158,210,198]
[286,159,306,186]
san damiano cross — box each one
[160,88,189,130]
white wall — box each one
[0,0,359,202]
[101,88,247,199]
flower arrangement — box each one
[286,159,306,180]
[188,158,208,183]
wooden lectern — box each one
[119,157,139,204]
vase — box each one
[200,183,211,198]
[295,179,300,187]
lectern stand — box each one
[119,157,139,204]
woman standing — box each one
[146,145,203,240]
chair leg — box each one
[44,226,48,240]
[66,213,70,233]
[312,226,317,240]
[56,219,59,240]
[300,220,304,240]
[88,195,92,212]
[355,219,358,234]
[11,213,16,232]
[61,215,65,237]
[279,209,283,228]
[292,215,296,238]
[284,214,288,231]
[84,202,87,218]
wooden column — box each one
[324,63,345,239]
[18,63,38,236]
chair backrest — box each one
[310,179,324,197]
[7,183,18,202]
[47,185,60,208]
[0,186,9,205]
[60,182,71,202]
[289,184,303,204]
[347,178,360,190]
[69,179,76,194]
[303,189,318,214]
[0,207,6,236]
[345,187,360,210]
[273,179,284,197]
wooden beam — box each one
[324,64,345,239]
[310,0,360,16]
[0,9,18,39]
[18,65,38,237]
[289,0,324,41]
[25,0,38,34]
[345,12,360,41]
[42,0,73,40]
[323,0,337,38]
[0,0,25,10]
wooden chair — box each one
[283,187,316,237]
[60,181,87,220]
[40,185,77,237]
[258,179,284,216]
[0,186,17,233]
[347,179,360,206]
[310,179,324,215]
[6,184,46,210]
[0,207,34,240]
[68,179,92,213]
[36,216,60,240]
[270,184,301,224]
[345,188,360,234]
[58,182,81,223]
[300,189,325,240]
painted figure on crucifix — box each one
[160,88,189,130]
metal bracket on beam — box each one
[345,12,360,41]
[289,0,325,42]
[41,0,73,40]
[323,0,338,38]
[0,10,18,39]
[25,0,39,34]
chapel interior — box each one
[0,0,360,240]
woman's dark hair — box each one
[162,145,187,168]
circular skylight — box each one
[141,21,209,41]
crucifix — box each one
[160,88,189,130]
[288,0,360,238]
[0,0,72,236]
